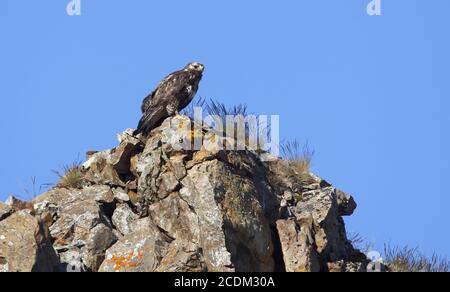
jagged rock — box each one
[180,159,274,272]
[148,193,200,243]
[111,130,142,176]
[186,149,216,169]
[136,133,165,205]
[34,186,117,272]
[276,219,320,272]
[81,223,117,271]
[168,155,188,180]
[5,196,34,213]
[294,187,355,263]
[59,249,86,272]
[17,115,367,273]
[156,240,206,272]
[157,172,180,199]
[112,204,139,236]
[0,203,12,221]
[160,116,194,154]
[93,186,115,204]
[327,260,366,272]
[99,218,172,272]
[33,200,58,218]
[83,149,126,187]
[336,189,357,216]
[112,188,130,202]
[0,211,59,272]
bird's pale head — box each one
[186,62,205,73]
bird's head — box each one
[186,62,205,73]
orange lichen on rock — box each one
[108,249,144,272]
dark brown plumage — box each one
[134,62,204,136]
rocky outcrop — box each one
[0,203,12,221]
[1,115,368,272]
[0,210,59,272]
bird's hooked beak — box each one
[186,62,204,73]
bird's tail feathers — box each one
[133,111,164,137]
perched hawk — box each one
[134,62,204,136]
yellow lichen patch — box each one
[188,129,203,142]
[294,266,309,272]
[193,150,211,163]
[127,191,139,204]
[130,155,139,174]
[209,133,217,144]
[54,237,70,247]
[178,120,186,129]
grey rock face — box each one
[7,115,367,272]
[276,219,320,272]
[112,203,139,236]
[33,186,117,272]
[180,159,274,272]
[99,218,171,272]
[0,211,59,272]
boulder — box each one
[112,203,139,236]
[148,193,200,243]
[34,186,117,272]
[0,211,59,272]
[99,218,172,272]
[156,240,206,272]
[180,159,274,272]
[276,219,320,272]
[5,196,34,213]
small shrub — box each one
[53,161,85,189]
[204,99,248,117]
[347,232,366,249]
[204,99,249,148]
[184,98,270,151]
[384,245,450,272]
[281,140,315,177]
[181,96,206,119]
[347,232,375,254]
[345,234,449,272]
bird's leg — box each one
[166,103,178,116]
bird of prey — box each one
[134,62,204,136]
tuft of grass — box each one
[281,140,315,175]
[384,245,450,272]
[347,232,366,250]
[204,99,248,117]
[53,161,85,189]
[347,232,376,254]
[181,96,206,119]
[182,97,248,120]
[184,98,271,152]
[345,232,450,273]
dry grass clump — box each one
[53,162,85,189]
[345,233,450,273]
[281,140,315,185]
[384,245,450,272]
[183,98,270,152]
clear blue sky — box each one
[1,0,449,258]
